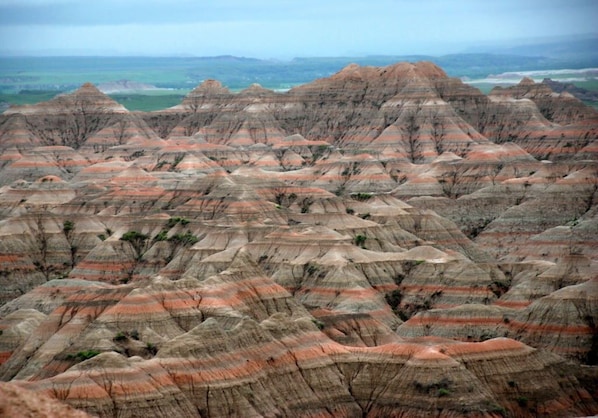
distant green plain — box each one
[1,55,597,111]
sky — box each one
[0,0,596,58]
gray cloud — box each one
[0,0,596,57]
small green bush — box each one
[63,220,75,233]
[311,319,325,330]
[75,350,100,361]
[438,388,450,397]
[166,216,190,228]
[121,230,148,242]
[166,217,179,228]
[516,396,528,407]
[146,342,158,355]
[351,192,373,201]
[385,289,403,310]
[113,332,127,342]
[153,230,168,242]
[168,232,199,246]
[354,234,367,247]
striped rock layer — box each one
[0,61,597,417]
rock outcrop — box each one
[0,62,597,417]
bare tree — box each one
[61,219,79,269]
[185,94,202,114]
[114,118,130,145]
[438,164,469,198]
[25,99,112,149]
[272,187,298,208]
[197,196,228,220]
[183,94,205,137]
[61,99,111,149]
[402,110,422,163]
[31,209,55,280]
[487,163,504,186]
[430,112,446,154]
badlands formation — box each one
[0,62,597,417]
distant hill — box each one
[2,51,598,94]
[96,79,158,93]
[465,34,598,61]
[542,77,598,103]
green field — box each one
[109,91,188,111]
[0,90,189,111]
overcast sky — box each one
[0,0,596,58]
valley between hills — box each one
[0,61,597,417]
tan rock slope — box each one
[0,61,597,417]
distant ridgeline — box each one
[1,51,598,93]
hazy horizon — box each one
[1,0,597,59]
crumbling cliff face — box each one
[0,62,597,417]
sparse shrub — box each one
[438,388,450,397]
[62,220,75,233]
[121,231,147,242]
[354,234,367,247]
[168,232,199,246]
[166,216,190,228]
[130,330,140,340]
[120,231,149,259]
[306,264,318,276]
[346,208,355,215]
[75,349,100,361]
[98,233,106,241]
[166,217,180,228]
[311,319,325,330]
[351,192,373,201]
[516,396,528,407]
[385,289,403,311]
[170,154,184,170]
[146,342,158,355]
[113,331,127,342]
[489,404,507,416]
[299,197,313,214]
[153,230,168,242]
[397,310,410,321]
[128,150,145,160]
